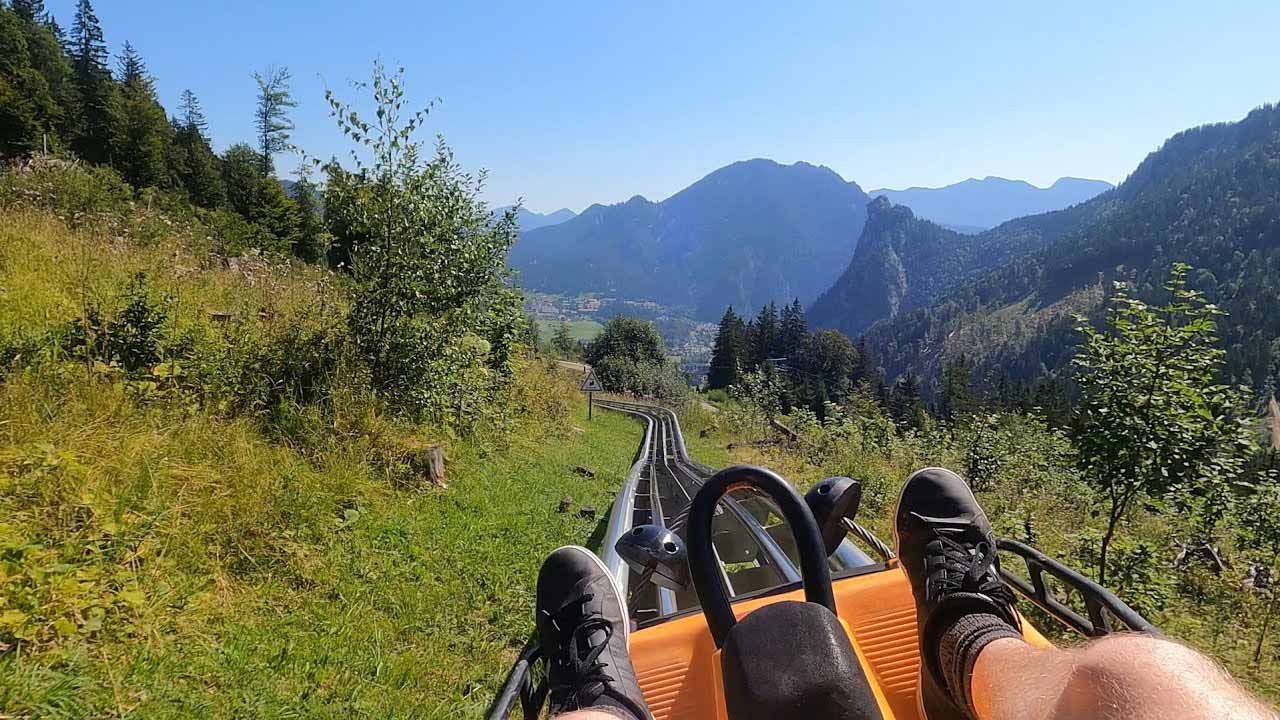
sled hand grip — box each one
[688,465,837,647]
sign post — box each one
[579,368,604,419]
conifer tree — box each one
[779,299,808,361]
[171,89,224,207]
[288,168,326,262]
[69,0,119,164]
[11,0,45,23]
[115,41,171,188]
[752,302,780,367]
[708,306,746,389]
[253,65,296,174]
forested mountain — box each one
[862,101,1280,397]
[493,205,576,232]
[808,193,1102,338]
[509,159,870,319]
[870,176,1114,230]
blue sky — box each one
[48,1,1280,213]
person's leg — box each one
[536,545,653,720]
[971,634,1275,720]
[894,467,1275,720]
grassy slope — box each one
[536,319,604,344]
[0,209,648,717]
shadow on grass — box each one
[585,500,615,553]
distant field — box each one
[537,319,604,343]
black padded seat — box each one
[720,600,883,720]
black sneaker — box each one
[894,468,1021,720]
[536,545,651,720]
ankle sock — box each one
[937,612,1022,717]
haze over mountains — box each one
[834,101,1280,396]
[494,205,577,232]
[510,159,870,320]
[869,176,1114,232]
[509,162,1115,322]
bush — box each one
[0,157,132,224]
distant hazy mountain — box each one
[856,101,1280,394]
[494,205,577,232]
[510,159,870,319]
[870,176,1113,230]
[808,195,1089,338]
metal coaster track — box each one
[596,399,858,623]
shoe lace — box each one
[542,592,616,706]
[925,530,1015,607]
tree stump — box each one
[403,438,446,488]
[558,497,573,513]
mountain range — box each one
[834,101,1280,395]
[869,177,1113,231]
[510,159,870,319]
[494,205,577,232]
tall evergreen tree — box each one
[288,168,326,262]
[11,0,45,23]
[115,41,171,188]
[171,89,224,207]
[938,353,976,421]
[0,7,58,158]
[752,302,781,367]
[779,299,808,361]
[889,369,924,428]
[708,306,746,389]
[68,0,118,165]
[252,65,295,174]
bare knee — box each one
[1058,634,1272,720]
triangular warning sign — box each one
[579,369,604,392]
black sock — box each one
[937,613,1022,717]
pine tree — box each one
[752,302,780,367]
[68,0,118,165]
[551,321,576,357]
[11,0,45,23]
[253,65,295,175]
[171,89,224,207]
[115,41,171,188]
[939,353,975,421]
[889,369,924,428]
[288,168,326,262]
[851,336,882,395]
[708,306,746,389]
[779,299,808,361]
[178,89,208,134]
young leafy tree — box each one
[323,62,518,411]
[68,0,119,165]
[1237,477,1280,666]
[1074,264,1256,584]
[253,65,296,174]
[708,305,746,390]
[114,41,172,188]
[220,142,265,217]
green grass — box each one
[0,377,644,718]
[536,319,603,344]
[0,206,652,717]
